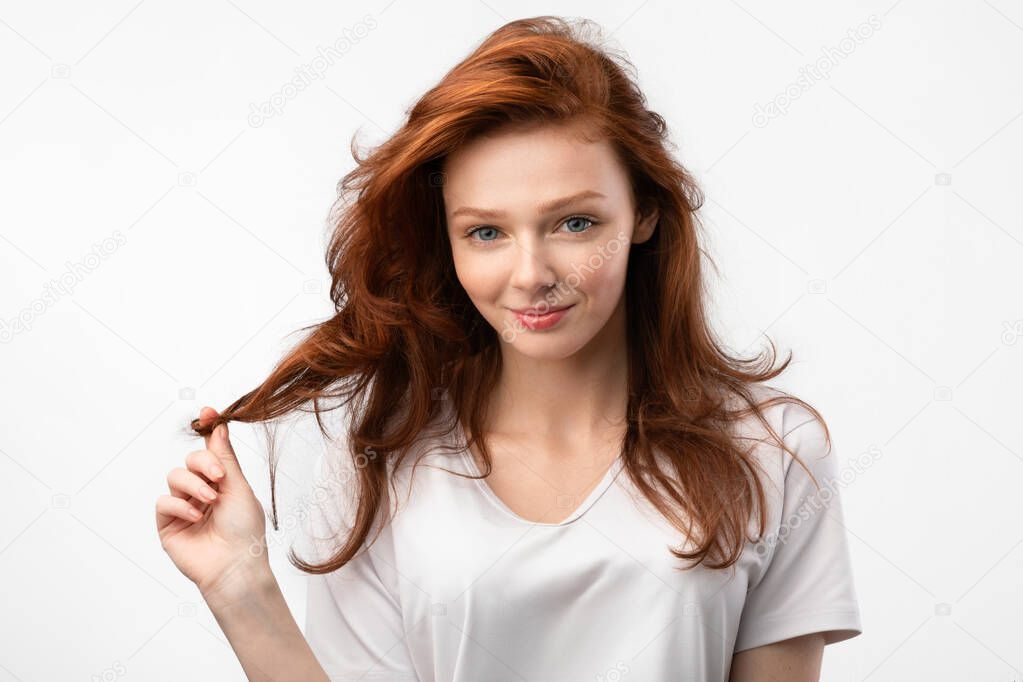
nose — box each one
[508,237,559,292]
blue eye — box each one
[562,216,595,233]
[466,226,500,241]
[463,215,598,244]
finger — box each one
[156,494,206,526]
[184,493,210,516]
[185,449,226,484]
[156,493,210,532]
[167,467,219,504]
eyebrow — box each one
[450,190,607,220]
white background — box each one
[1,1,1021,680]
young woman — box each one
[155,16,862,682]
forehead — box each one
[441,121,631,213]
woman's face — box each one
[441,119,658,360]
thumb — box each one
[210,422,237,459]
[207,422,244,488]
[199,407,237,462]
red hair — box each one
[190,16,826,573]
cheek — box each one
[452,249,505,301]
[565,242,630,304]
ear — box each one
[632,202,659,244]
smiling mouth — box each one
[508,304,575,331]
[509,304,573,316]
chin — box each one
[505,339,581,361]
[502,321,599,357]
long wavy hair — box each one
[189,15,828,573]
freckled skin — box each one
[442,120,659,361]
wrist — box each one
[200,557,276,612]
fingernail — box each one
[199,486,217,502]
[189,508,202,520]
[211,465,225,478]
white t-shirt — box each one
[300,387,862,681]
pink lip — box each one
[510,304,574,330]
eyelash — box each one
[462,215,599,242]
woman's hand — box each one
[156,406,270,604]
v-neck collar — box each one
[454,422,625,528]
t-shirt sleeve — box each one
[733,415,864,653]
[301,446,420,681]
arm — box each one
[728,633,825,682]
[203,561,331,682]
